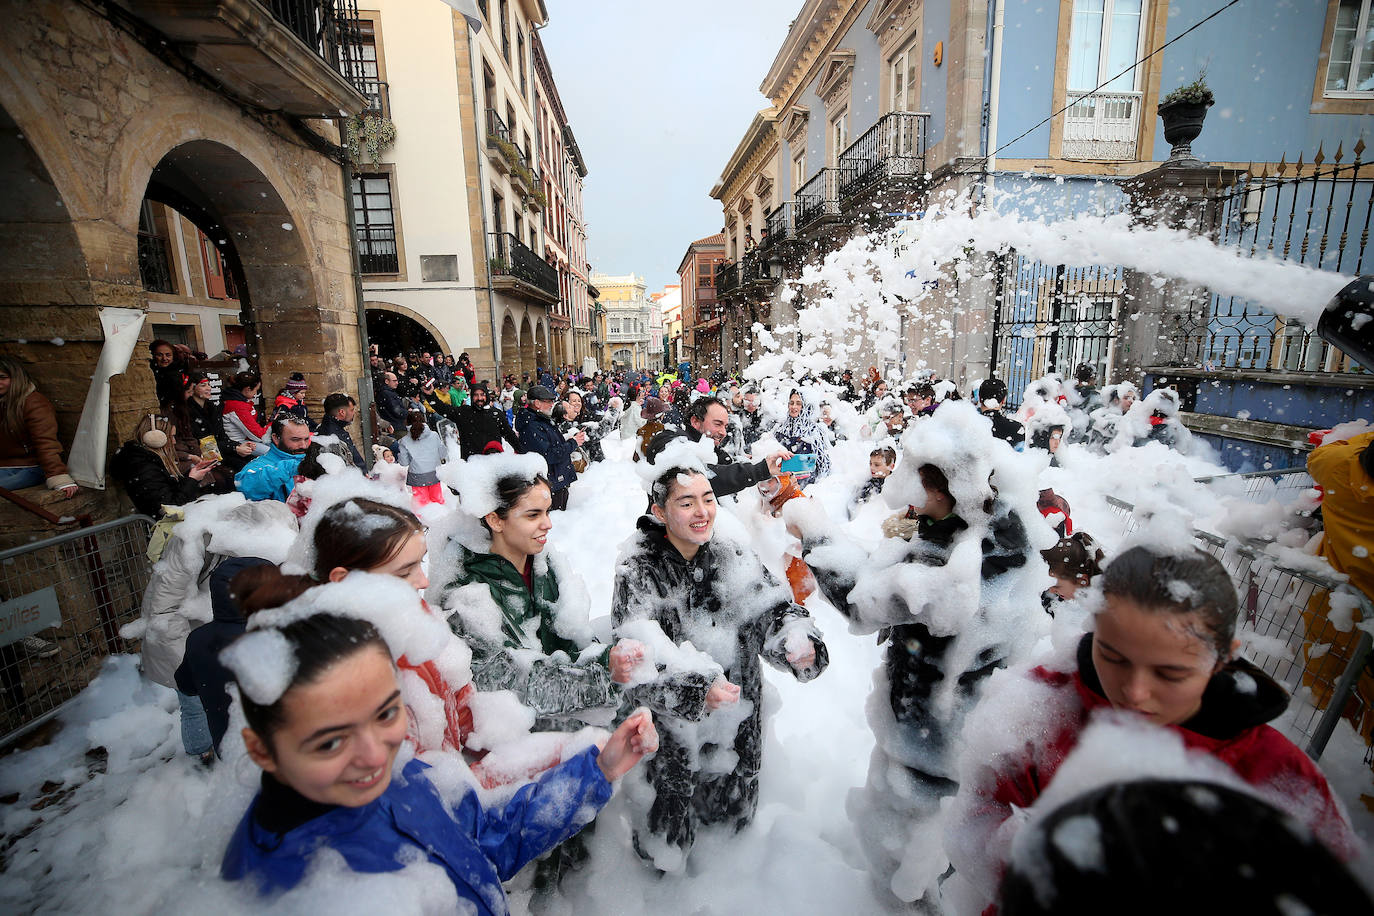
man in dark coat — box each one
[449,383,520,458]
[374,370,410,435]
[646,397,787,499]
[514,385,584,511]
[317,393,366,469]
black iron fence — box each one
[1171,142,1370,374]
[715,259,741,297]
[270,0,367,87]
[838,111,929,200]
[990,253,1124,407]
[796,168,841,230]
[489,232,558,299]
[762,202,793,250]
[356,225,398,274]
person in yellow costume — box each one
[1302,429,1374,787]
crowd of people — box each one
[1,337,1370,912]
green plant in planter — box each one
[1161,73,1214,108]
[345,115,397,168]
[489,256,510,276]
[527,188,549,211]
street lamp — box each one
[764,250,786,280]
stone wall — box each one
[0,1,365,520]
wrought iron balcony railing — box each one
[761,202,793,250]
[489,232,559,299]
[356,225,398,274]
[837,111,930,200]
[1062,90,1141,161]
[359,79,390,119]
[795,168,841,229]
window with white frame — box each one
[1063,0,1146,160]
[1326,0,1374,95]
[1068,0,1144,92]
[890,37,919,112]
[830,111,848,166]
[792,149,806,191]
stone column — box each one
[1116,163,1244,384]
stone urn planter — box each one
[1158,97,1213,163]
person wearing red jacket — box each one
[946,544,1358,914]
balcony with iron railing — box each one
[715,259,741,298]
[761,202,794,251]
[486,109,539,193]
[356,225,398,274]
[125,0,369,116]
[488,232,558,303]
[1061,90,1141,161]
[795,168,841,230]
[360,78,390,118]
[837,111,930,200]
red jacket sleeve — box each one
[223,398,267,438]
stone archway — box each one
[499,312,519,382]
[519,313,537,381]
[533,317,550,375]
[0,104,101,441]
[366,301,451,357]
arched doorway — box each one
[141,140,328,399]
[366,304,446,359]
[499,313,519,382]
[0,105,95,440]
[612,348,634,371]
[519,313,537,380]
[533,318,550,375]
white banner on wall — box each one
[68,307,146,489]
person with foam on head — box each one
[785,398,1051,907]
[611,438,829,873]
[943,543,1358,915]
[217,569,657,912]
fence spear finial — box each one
[1334,141,1345,164]
[1313,144,1325,168]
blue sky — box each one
[539,0,802,292]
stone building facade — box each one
[0,0,368,528]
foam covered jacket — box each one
[948,633,1358,912]
[438,543,615,726]
[234,444,304,502]
[646,426,771,498]
[316,415,365,468]
[221,748,613,914]
[514,407,578,492]
[612,517,828,855]
[803,502,1029,785]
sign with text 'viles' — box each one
[0,587,62,648]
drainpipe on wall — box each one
[463,19,503,380]
[342,158,377,462]
[984,0,1005,207]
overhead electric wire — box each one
[968,0,1245,174]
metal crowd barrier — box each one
[1104,495,1371,760]
[0,516,155,747]
[1193,466,1318,502]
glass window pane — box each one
[1069,1,1105,90]
[1104,1,1142,91]
[905,55,918,109]
[1327,0,1365,91]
